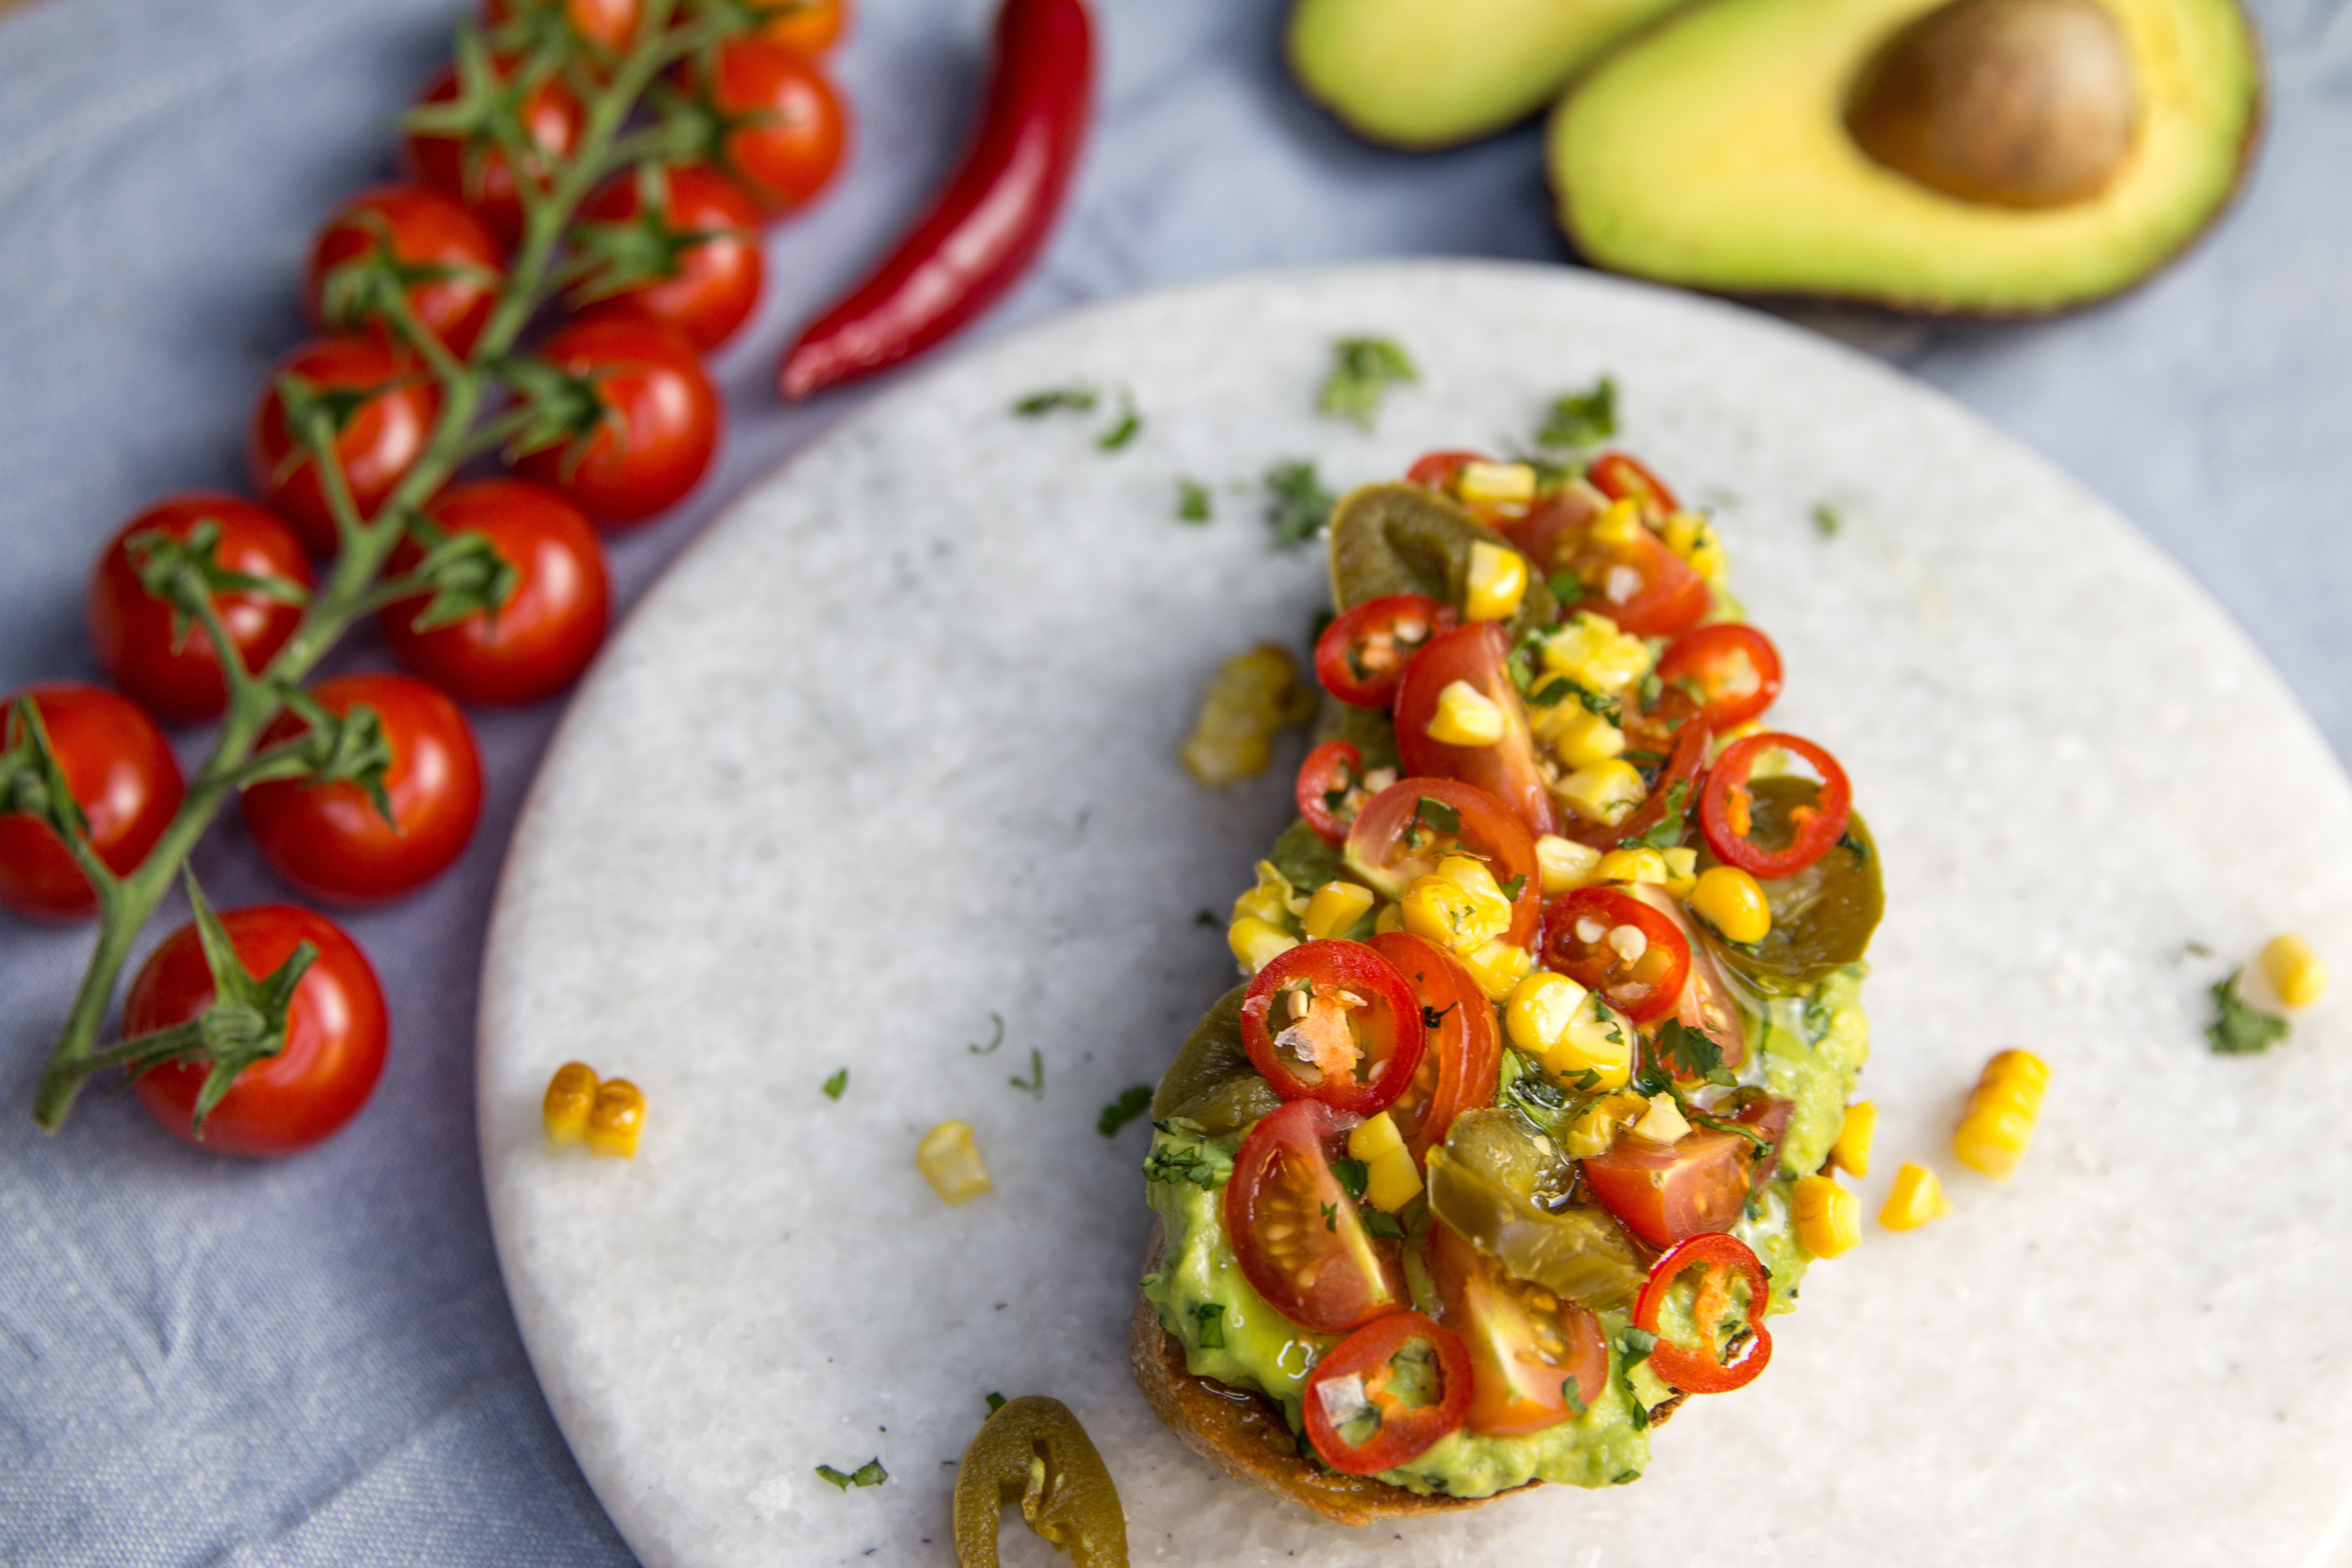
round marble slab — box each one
[479,262,2352,1568]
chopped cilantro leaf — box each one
[1576,687,1621,721]
[1319,337,1418,430]
[1547,570,1588,606]
[1320,1200,1339,1232]
[1632,781,1689,850]
[1362,1209,1406,1241]
[1195,908,1218,928]
[1812,502,1843,538]
[2208,971,2289,1055]
[986,1392,1006,1414]
[1196,1302,1226,1349]
[1096,397,1142,451]
[1014,386,1097,416]
[1838,828,1871,864]
[1538,377,1617,450]
[1176,478,1212,522]
[1009,1047,1045,1099]
[1562,1377,1587,1417]
[1528,677,1577,708]
[2184,939,2214,958]
[968,1012,1005,1055]
[1414,795,1461,836]
[816,1457,887,1490]
[1619,1326,1658,1368]
[1098,1084,1153,1137]
[1332,1156,1370,1202]
[1143,1133,1234,1189]
[1265,460,1337,550]
[1499,873,1528,901]
[821,1068,848,1101]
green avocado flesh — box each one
[1143,967,1871,1498]
[1547,0,2262,312]
[1286,0,1686,149]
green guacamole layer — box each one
[1141,964,1870,1498]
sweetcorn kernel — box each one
[1535,834,1602,895]
[1460,940,1534,1002]
[1457,460,1537,506]
[1559,759,1646,826]
[1879,1163,1949,1231]
[1595,846,1669,886]
[1540,612,1652,695]
[1828,1100,1876,1179]
[918,1120,992,1205]
[1537,704,1626,770]
[1528,988,1632,1088]
[1590,498,1645,548]
[1463,541,1529,622]
[1504,971,1589,1057]
[1662,846,1699,897]
[1348,1112,1422,1210]
[543,1063,598,1148]
[1426,680,1506,746]
[1228,916,1298,974]
[586,1079,646,1159]
[1691,865,1771,944]
[2260,933,2329,1009]
[1792,1176,1860,1259]
[1374,901,1404,935]
[1952,1049,2049,1181]
[1632,1093,1690,1143]
[1302,880,1377,940]
[1560,1091,1647,1158]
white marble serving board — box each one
[478,262,2352,1568]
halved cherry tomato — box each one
[1540,885,1690,1027]
[1393,623,1557,838]
[1588,451,1680,521]
[1582,1097,1788,1250]
[87,495,315,722]
[689,38,848,213]
[1226,1099,1409,1333]
[1564,521,1709,638]
[1506,481,1604,576]
[242,674,484,904]
[1700,732,1852,880]
[1654,624,1782,732]
[1625,882,1746,1072]
[1343,777,1540,947]
[304,183,505,358]
[1297,739,1364,846]
[125,903,388,1158]
[1302,1308,1473,1474]
[403,58,585,246]
[1367,931,1500,1162]
[573,163,765,352]
[513,315,721,524]
[1314,594,1456,708]
[1405,450,1484,491]
[247,336,440,556]
[1632,1233,1772,1394]
[1426,1220,1608,1436]
[0,685,185,923]
[1587,716,1709,853]
[1240,940,1425,1117]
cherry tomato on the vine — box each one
[242,674,484,904]
[126,904,388,1158]
[1238,939,1426,1118]
[483,0,642,53]
[247,336,440,556]
[1654,623,1782,733]
[381,480,610,704]
[403,58,586,246]
[1314,593,1455,709]
[689,38,848,213]
[0,685,184,923]
[1301,1309,1473,1474]
[304,183,506,358]
[756,0,850,54]
[513,314,722,523]
[573,163,765,351]
[1226,1099,1409,1333]
[87,495,315,722]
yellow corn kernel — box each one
[1952,1049,2049,1180]
[1661,510,1704,557]
[1179,644,1311,786]
[1348,1112,1422,1210]
[1662,846,1698,897]
[1879,1162,1949,1231]
[2260,933,2328,1009]
[586,1079,646,1159]
[918,1119,992,1205]
[1436,854,1512,912]
[1540,612,1651,695]
[1792,1175,1860,1259]
[1632,1093,1690,1143]
[1460,940,1534,1002]
[1690,865,1772,944]
[1400,860,1512,953]
[1463,542,1529,622]
[1425,680,1506,746]
[1535,833,1602,895]
[543,1062,598,1148]
[1348,1109,1406,1162]
[1231,884,1289,928]
[1505,971,1588,1056]
[1560,1091,1647,1158]
[1828,1099,1876,1179]
[1595,846,1669,886]
[1533,987,1632,1088]
[1374,901,1404,935]
[1302,880,1376,940]
[1228,916,1298,974]
[1590,498,1645,548]
[1559,759,1646,826]
[1457,460,1537,506]
[1537,704,1626,770]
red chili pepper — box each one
[1632,1233,1773,1394]
[777,0,1093,399]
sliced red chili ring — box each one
[1302,1309,1473,1474]
[1654,623,1782,732]
[1538,885,1690,1027]
[1314,594,1456,709]
[1632,1233,1773,1394]
[1239,939,1427,1117]
[1597,717,1710,853]
[1587,451,1680,520]
[1699,732,1852,879]
[1297,739,1365,846]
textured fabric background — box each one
[0,1,2346,1563]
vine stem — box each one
[31,0,707,1133]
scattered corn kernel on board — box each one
[479,263,2352,1568]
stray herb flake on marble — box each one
[1319,337,1417,429]
[1264,460,1336,550]
[1538,377,1616,449]
[821,1068,848,1100]
[2207,971,2288,1054]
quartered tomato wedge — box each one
[1226,1099,1409,1333]
[1700,732,1852,879]
[1654,624,1782,732]
[1586,717,1709,853]
[1632,1233,1773,1394]
[1297,739,1366,845]
[1315,594,1456,708]
[1566,521,1709,638]
[1625,882,1746,1072]
[1393,623,1557,838]
[1367,931,1501,1162]
[1344,778,1541,947]
[1539,885,1690,1027]
[1426,1220,1609,1436]
[1582,1097,1791,1249]
[1239,940,1426,1117]
[1588,451,1681,520]
[1302,1309,1473,1474]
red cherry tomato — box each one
[1625,882,1747,1072]
[1404,450,1485,492]
[1226,1099,1409,1333]
[1631,1233,1773,1394]
[1567,522,1709,638]
[692,39,848,213]
[513,315,721,524]
[1654,624,1782,732]
[1393,622,1557,839]
[87,495,315,722]
[574,163,765,351]
[1588,451,1681,521]
[1583,1099,1786,1249]
[483,0,642,52]
[403,59,585,246]
[1343,777,1541,947]
[380,480,610,704]
[125,904,388,1158]
[1239,940,1426,1118]
[0,685,184,923]
[247,336,440,556]
[1507,481,1605,576]
[304,183,506,357]
[1426,1219,1608,1436]
[1314,594,1456,708]
[1366,931,1500,1164]
[758,0,849,54]
[242,674,484,904]
[1296,739,1368,847]
[1700,732,1853,879]
[1539,885,1690,1027]
[1301,1309,1473,1475]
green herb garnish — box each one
[1812,502,1843,538]
[1320,1200,1339,1232]
[1319,337,1418,429]
[1097,1084,1153,1137]
[1332,1156,1370,1201]
[1014,386,1097,416]
[1265,460,1337,550]
[1538,377,1617,450]
[1414,795,1461,836]
[1632,781,1690,850]
[1009,1047,1045,1099]
[968,1012,1005,1055]
[821,1068,848,1100]
[815,1457,888,1490]
[1143,1133,1234,1189]
[2208,971,2289,1055]
[1562,1377,1588,1417]
[986,1392,1007,1413]
[1096,396,1142,451]
[1196,1302,1227,1349]
[1176,478,1212,522]
[1362,1209,1406,1241]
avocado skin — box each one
[1286,0,1687,150]
[1544,0,2264,317]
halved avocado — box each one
[1546,0,2263,313]
[1287,0,1689,150]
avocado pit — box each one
[1846,0,2141,209]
